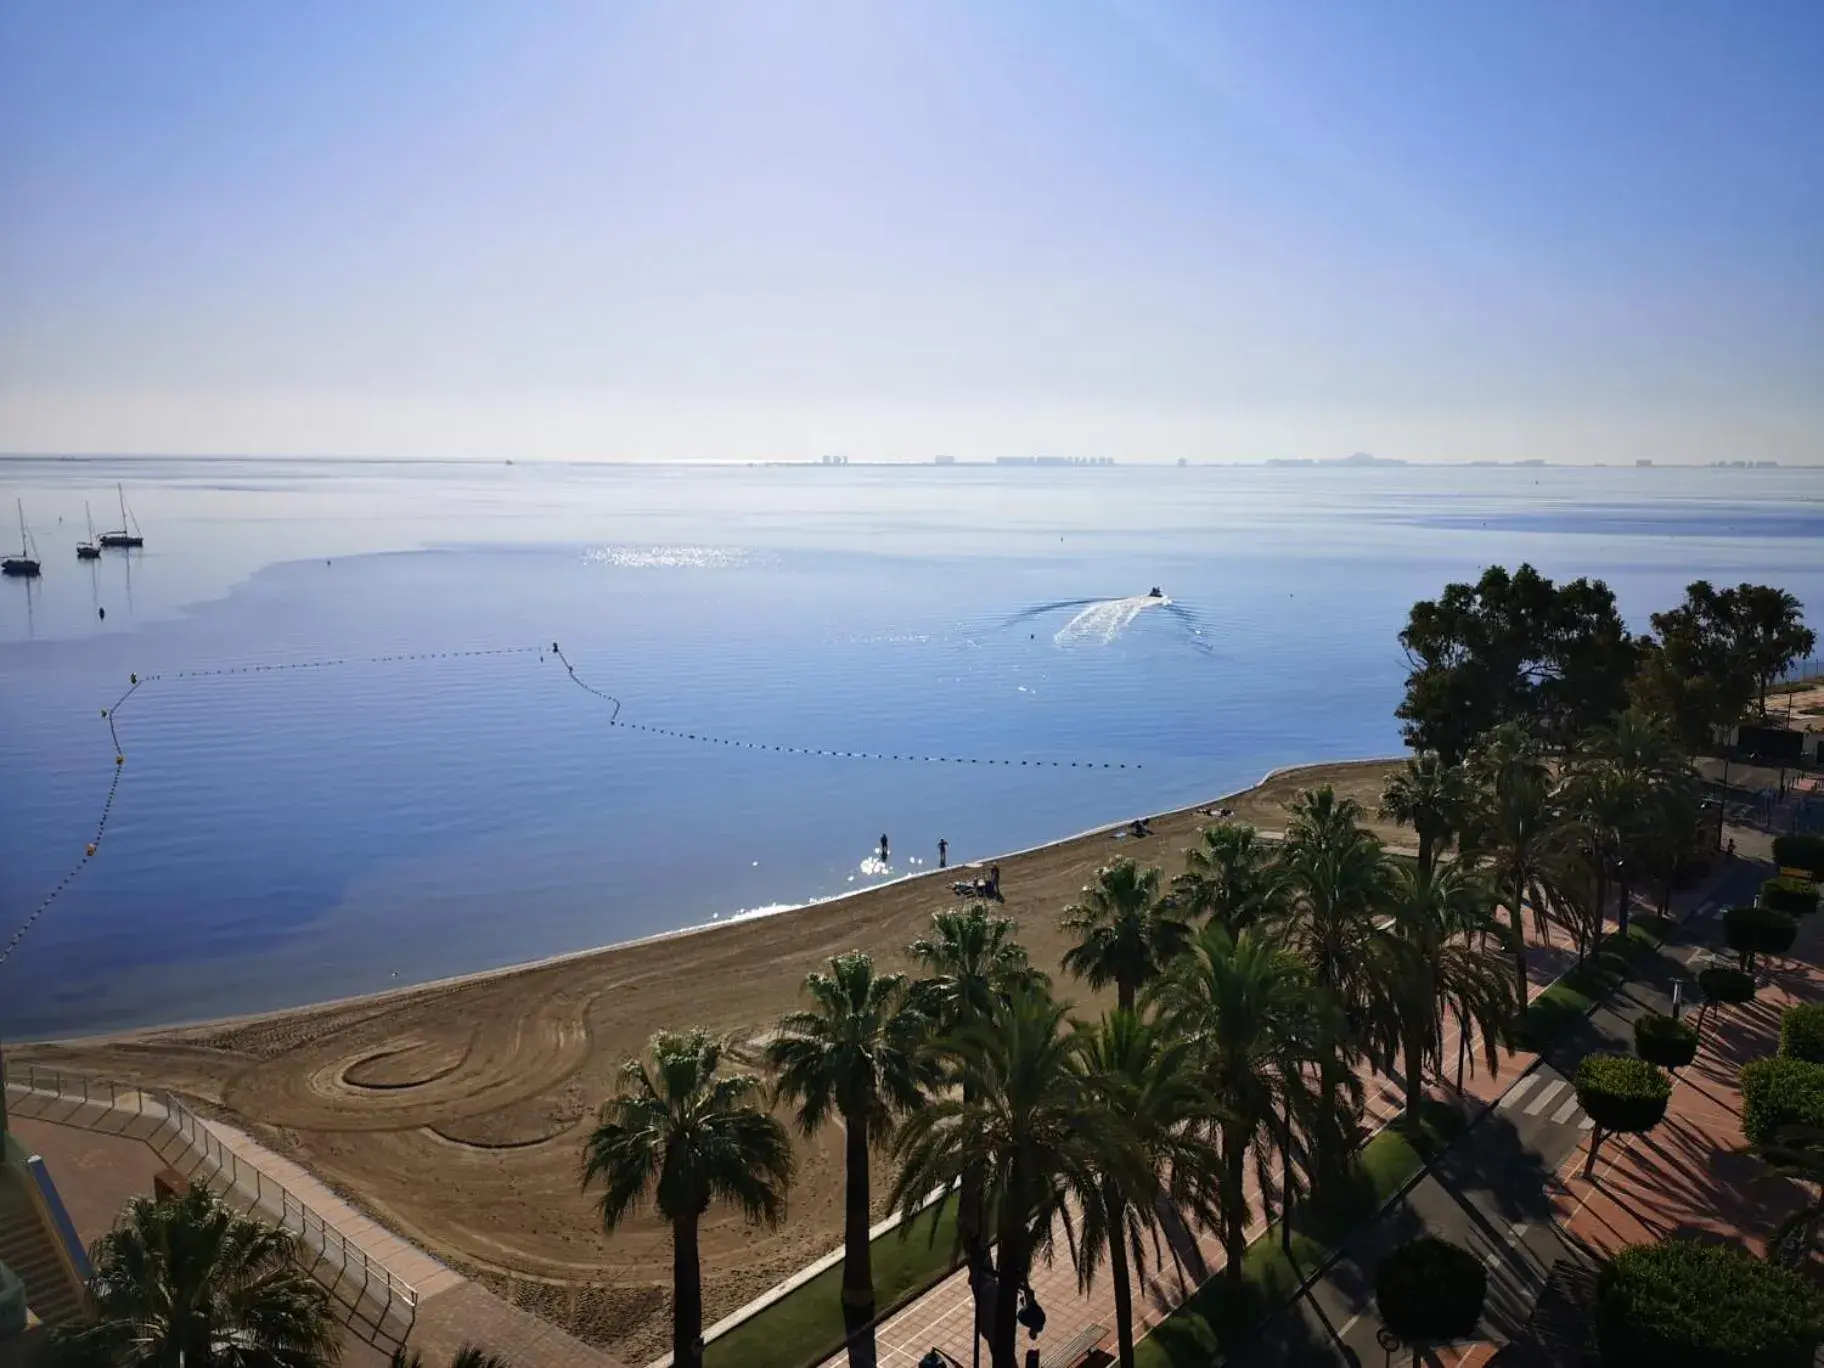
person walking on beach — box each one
[879,833,890,866]
[938,837,948,868]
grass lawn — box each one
[1519,914,1673,1054]
[1133,1100,1465,1368]
[704,1202,960,1368]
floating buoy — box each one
[86,843,96,857]
[115,754,124,765]
[100,709,108,718]
[129,673,138,685]
[98,606,105,619]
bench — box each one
[1042,1322,1108,1367]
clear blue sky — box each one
[2,1,1820,463]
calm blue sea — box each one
[2,458,1821,1039]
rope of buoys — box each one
[552,645,1140,771]
[5,641,1142,969]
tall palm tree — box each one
[889,988,1114,1368]
[1464,725,1568,1003]
[1073,1010,1220,1368]
[49,1184,339,1368]
[1369,861,1516,1120]
[1560,764,1634,945]
[1379,751,1470,878]
[1149,924,1355,1285]
[905,904,1046,1296]
[1576,709,1690,933]
[1276,787,1391,1006]
[582,1030,794,1368]
[1170,823,1283,934]
[390,1348,513,1368]
[767,953,931,1368]
[1060,859,1188,1010]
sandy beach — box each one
[14,757,1404,1362]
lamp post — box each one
[1717,751,1732,849]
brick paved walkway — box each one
[1552,915,1824,1260]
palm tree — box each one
[767,953,931,1368]
[49,1184,339,1368]
[582,1030,794,1368]
[1061,859,1188,1010]
[1379,751,1470,878]
[906,905,1046,1336]
[1073,1010,1220,1368]
[1560,764,1634,945]
[1575,710,1690,933]
[1276,787,1391,1006]
[889,988,1114,1368]
[1369,861,1516,1120]
[1464,726,1568,1003]
[1149,924,1355,1284]
[1170,823,1283,934]
[390,1348,513,1368]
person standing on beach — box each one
[938,837,948,868]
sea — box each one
[2,457,1821,1039]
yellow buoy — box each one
[86,843,96,857]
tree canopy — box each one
[1397,564,1638,760]
[1597,1238,1824,1368]
[1633,580,1816,747]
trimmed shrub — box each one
[1596,1238,1824,1368]
[1761,875,1820,918]
[1740,1056,1824,1145]
[1633,1012,1698,1069]
[1698,964,1755,1007]
[1575,1054,1671,1178]
[1781,1003,1824,1063]
[1375,1236,1486,1347]
[1773,833,1824,880]
[1724,903,1798,969]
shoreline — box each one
[34,755,1400,1048]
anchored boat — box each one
[77,502,101,560]
[98,483,144,548]
[3,500,41,578]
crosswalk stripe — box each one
[1500,1076,1541,1111]
[1551,1095,1583,1125]
[1525,1080,1567,1116]
[1578,1115,1595,1130]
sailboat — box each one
[4,501,42,577]
[77,502,101,559]
[98,482,144,548]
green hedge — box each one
[1575,1054,1671,1135]
[1740,1057,1824,1146]
[1773,834,1824,880]
[1781,1003,1824,1063]
[1633,1013,1699,1069]
[1596,1239,1824,1367]
[1375,1237,1486,1346]
[1761,876,1820,918]
[1519,923,1663,1053]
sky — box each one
[2,1,1821,464]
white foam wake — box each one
[1053,595,1171,645]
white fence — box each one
[6,1063,417,1335]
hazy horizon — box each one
[4,2,1821,465]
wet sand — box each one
[14,756,1402,1362]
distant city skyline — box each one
[3,2,1821,465]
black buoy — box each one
[98,606,105,620]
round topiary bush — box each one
[1740,1057,1824,1145]
[1596,1238,1824,1367]
[1575,1053,1671,1178]
[1781,1003,1824,1063]
[1762,875,1821,918]
[1634,1012,1699,1069]
[1699,964,1756,1008]
[1375,1236,1487,1348]
[1772,834,1824,881]
[1724,903,1798,970]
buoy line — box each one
[2,641,1141,969]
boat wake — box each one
[1053,594,1172,646]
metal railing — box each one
[7,1063,418,1329]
